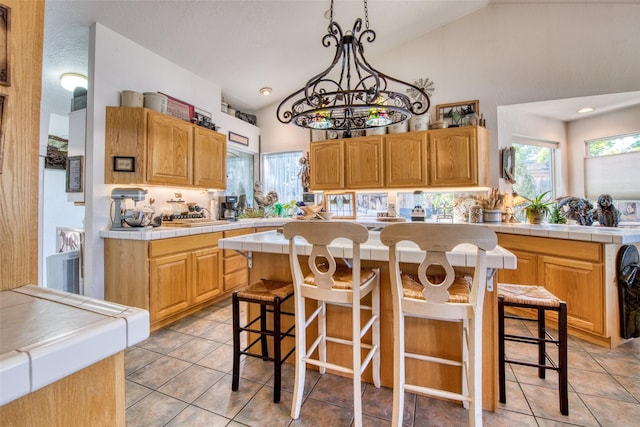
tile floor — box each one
[125,298,640,426]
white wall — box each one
[257,3,640,188]
[85,23,260,299]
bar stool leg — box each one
[559,302,569,415]
[498,296,507,404]
[273,297,282,403]
[538,307,546,379]
[260,304,269,361]
[232,292,241,392]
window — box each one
[512,138,557,221]
[586,132,640,157]
[396,192,454,220]
[226,149,254,210]
[262,151,304,205]
[584,131,640,200]
[512,140,556,200]
[356,193,388,218]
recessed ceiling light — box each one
[577,106,595,114]
[60,73,88,92]
[260,87,272,96]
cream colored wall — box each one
[257,3,640,189]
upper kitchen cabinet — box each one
[310,140,345,190]
[105,107,226,189]
[146,111,193,185]
[385,131,428,188]
[345,137,384,189]
[427,126,489,187]
[193,126,226,188]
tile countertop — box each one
[99,218,640,244]
[218,228,518,271]
[0,285,149,406]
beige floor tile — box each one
[168,336,223,363]
[499,380,533,415]
[125,379,152,409]
[199,321,234,343]
[124,346,162,376]
[158,364,225,403]
[614,374,640,401]
[127,355,191,389]
[137,328,193,354]
[592,352,640,378]
[569,368,636,402]
[164,405,231,427]
[290,397,355,426]
[361,385,416,426]
[484,409,538,426]
[234,385,294,426]
[520,383,598,426]
[126,391,188,427]
[308,372,362,409]
[167,315,220,336]
[197,343,236,373]
[581,393,640,427]
[238,356,276,384]
[193,374,261,419]
[413,394,469,427]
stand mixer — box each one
[110,187,149,230]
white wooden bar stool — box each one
[283,221,381,427]
[380,223,497,427]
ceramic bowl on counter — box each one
[122,208,154,227]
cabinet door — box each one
[193,128,226,188]
[497,249,538,285]
[310,140,344,190]
[540,255,604,335]
[223,228,254,292]
[345,137,384,188]
[428,127,478,187]
[146,111,193,186]
[192,247,222,304]
[149,253,190,322]
[385,132,428,187]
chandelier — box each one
[276,0,430,132]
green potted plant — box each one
[522,191,554,224]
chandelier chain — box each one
[364,0,369,30]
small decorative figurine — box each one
[557,196,594,226]
[253,181,278,209]
[593,194,621,227]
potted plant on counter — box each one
[523,191,553,224]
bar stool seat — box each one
[498,283,568,416]
[232,279,295,403]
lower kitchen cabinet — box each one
[104,233,223,331]
[222,228,254,292]
[497,233,605,342]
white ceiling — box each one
[42,0,490,116]
[42,0,640,122]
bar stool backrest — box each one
[283,221,369,303]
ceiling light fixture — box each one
[577,106,595,114]
[60,73,88,92]
[260,87,272,96]
[277,0,430,133]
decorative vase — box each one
[484,209,502,223]
[526,208,546,224]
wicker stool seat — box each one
[498,283,568,416]
[232,279,295,403]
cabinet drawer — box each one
[224,268,249,292]
[224,252,248,273]
[150,233,222,258]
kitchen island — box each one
[219,227,517,411]
[101,219,640,345]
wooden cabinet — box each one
[310,140,344,190]
[497,234,605,341]
[104,233,223,330]
[105,107,226,189]
[146,111,193,185]
[222,228,255,292]
[385,132,428,187]
[193,126,226,188]
[309,126,488,190]
[345,137,384,188]
[428,126,489,187]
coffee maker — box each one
[219,195,238,221]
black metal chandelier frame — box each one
[276,0,431,132]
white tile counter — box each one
[0,285,149,406]
[218,228,518,271]
[99,218,640,244]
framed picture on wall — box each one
[228,131,249,146]
[435,100,479,127]
[66,156,83,193]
